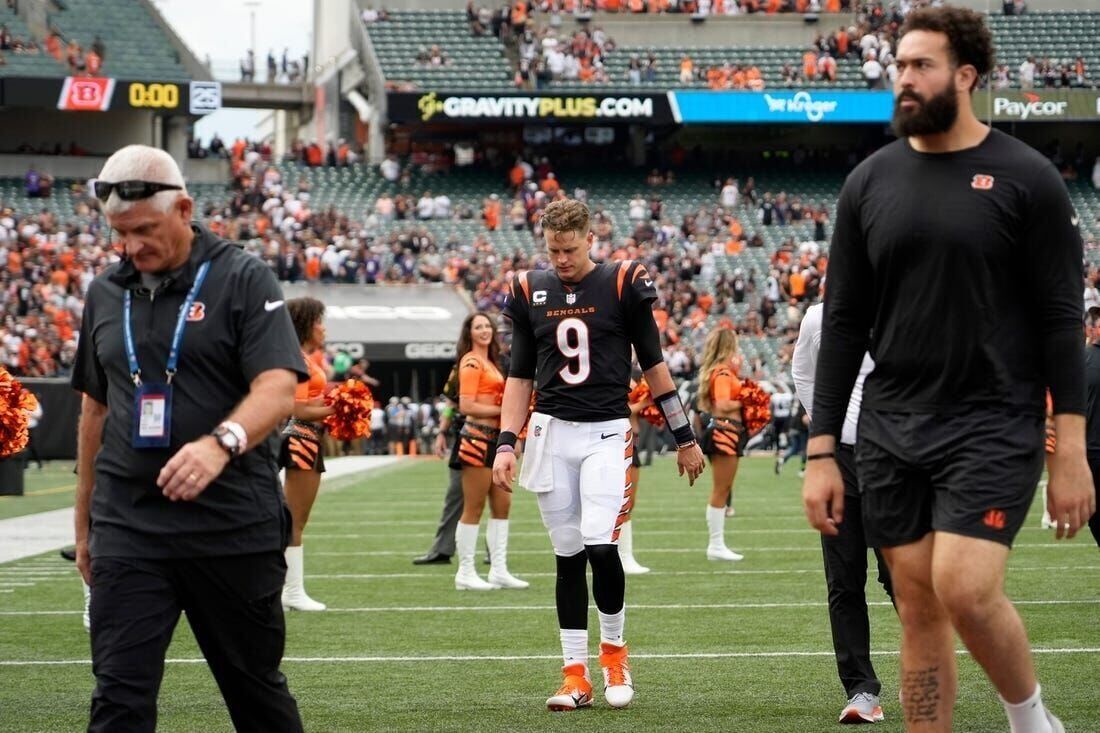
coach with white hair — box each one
[72,145,307,732]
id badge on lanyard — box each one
[124,261,210,450]
[132,382,173,448]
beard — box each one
[891,79,959,138]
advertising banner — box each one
[387,91,675,125]
[279,283,470,362]
[972,89,1100,122]
[670,90,895,124]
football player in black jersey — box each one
[492,199,704,711]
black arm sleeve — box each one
[628,300,663,370]
[508,318,537,379]
[810,173,875,439]
[1030,162,1086,415]
[70,281,108,404]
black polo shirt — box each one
[72,225,308,558]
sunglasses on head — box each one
[94,180,183,202]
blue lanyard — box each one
[122,261,211,386]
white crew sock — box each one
[706,505,727,548]
[1001,684,1052,733]
[560,628,588,671]
[598,607,625,647]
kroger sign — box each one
[671,90,894,124]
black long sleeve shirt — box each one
[811,129,1085,440]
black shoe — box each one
[412,552,451,565]
[59,547,77,562]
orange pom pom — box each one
[0,368,37,458]
[628,378,664,427]
[738,380,772,437]
[323,379,375,441]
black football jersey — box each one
[504,260,658,422]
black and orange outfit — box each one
[701,366,747,457]
[450,352,505,469]
[279,350,327,473]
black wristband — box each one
[654,389,696,449]
[497,431,518,450]
[806,452,835,462]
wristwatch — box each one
[212,421,247,459]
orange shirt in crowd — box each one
[789,270,806,298]
[725,238,744,255]
[826,0,840,12]
[511,0,527,25]
[837,29,849,56]
[304,257,321,280]
[803,51,818,79]
[509,164,525,188]
[484,200,501,230]
[296,350,327,402]
[697,292,714,313]
[459,352,505,407]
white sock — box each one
[1001,684,1052,733]
[598,607,625,646]
[560,628,588,672]
[706,505,726,548]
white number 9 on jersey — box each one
[555,318,591,385]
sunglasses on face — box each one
[93,180,183,202]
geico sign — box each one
[418,92,653,121]
[993,96,1068,120]
[327,342,366,359]
[405,342,457,359]
[325,306,453,320]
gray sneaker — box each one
[839,692,884,724]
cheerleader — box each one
[697,329,746,561]
[451,312,527,590]
[280,297,336,610]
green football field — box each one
[0,457,1097,732]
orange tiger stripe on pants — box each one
[612,430,635,542]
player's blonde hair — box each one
[540,199,590,235]
[697,328,739,413]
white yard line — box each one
[4,598,1099,617]
[1,647,1097,667]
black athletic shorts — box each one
[278,419,326,473]
[701,415,747,458]
[449,422,500,470]
[856,406,1044,548]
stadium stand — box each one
[0,4,67,77]
[46,0,190,81]
[362,6,1098,91]
[4,144,1098,384]
[366,9,514,91]
[0,0,188,80]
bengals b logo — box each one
[186,302,205,322]
[971,174,995,191]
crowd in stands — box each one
[1009,56,1092,90]
[2,140,1099,382]
[508,0,852,17]
[512,22,618,87]
[0,19,107,75]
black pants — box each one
[1087,456,1100,548]
[821,446,895,698]
[88,552,303,733]
[428,467,464,557]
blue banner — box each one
[671,90,895,124]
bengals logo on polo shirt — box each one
[186,303,206,322]
[970,174,995,191]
